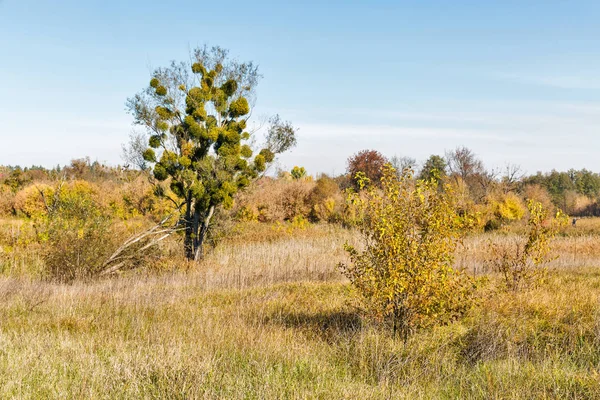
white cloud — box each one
[0,111,130,167]
[275,104,600,176]
[2,100,600,177]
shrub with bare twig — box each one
[485,200,567,291]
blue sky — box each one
[1,0,599,175]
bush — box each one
[234,178,314,223]
[30,181,112,281]
[339,165,477,339]
[523,184,554,215]
[307,175,343,222]
[96,176,173,221]
[565,191,594,216]
[41,210,117,281]
[483,192,526,231]
[0,185,15,216]
[485,200,567,291]
[26,180,163,282]
[494,192,526,221]
[13,184,53,218]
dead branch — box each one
[97,214,183,276]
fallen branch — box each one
[97,214,183,276]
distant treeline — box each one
[2,149,600,224]
[523,169,600,216]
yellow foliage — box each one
[236,205,259,222]
[312,198,337,222]
[13,184,53,218]
[339,165,477,339]
[494,192,526,221]
[290,215,309,229]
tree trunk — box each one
[193,205,215,261]
[183,194,195,260]
[183,194,215,261]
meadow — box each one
[2,220,600,399]
[1,156,600,399]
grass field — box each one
[1,223,600,398]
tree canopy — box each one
[127,45,296,260]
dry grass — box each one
[561,217,600,236]
[1,222,600,398]
[3,217,600,281]
[202,222,600,289]
[1,265,600,398]
[456,233,600,274]
[199,224,358,289]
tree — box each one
[542,170,575,211]
[4,167,32,192]
[390,155,417,177]
[445,146,485,181]
[419,154,447,182]
[445,146,492,202]
[339,165,476,339]
[127,45,296,260]
[290,166,307,180]
[347,149,388,188]
[122,130,150,171]
[500,163,524,193]
[572,169,600,198]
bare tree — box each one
[502,163,524,193]
[445,146,485,181]
[390,155,418,176]
[121,130,149,171]
[445,146,494,202]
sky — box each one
[1,0,599,176]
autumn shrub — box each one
[485,200,567,291]
[307,175,343,222]
[448,176,475,216]
[339,165,477,339]
[290,166,307,180]
[278,181,313,220]
[96,176,173,221]
[3,168,32,192]
[565,191,594,216]
[13,184,53,218]
[234,178,314,222]
[337,192,365,228]
[0,185,15,216]
[523,184,555,214]
[483,192,526,231]
[121,177,170,218]
[495,192,526,221]
[26,181,112,281]
[20,180,164,281]
[41,209,117,281]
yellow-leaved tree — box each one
[339,165,477,340]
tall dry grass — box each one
[0,222,600,398]
[199,224,600,289]
[2,217,600,285]
[1,263,600,398]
